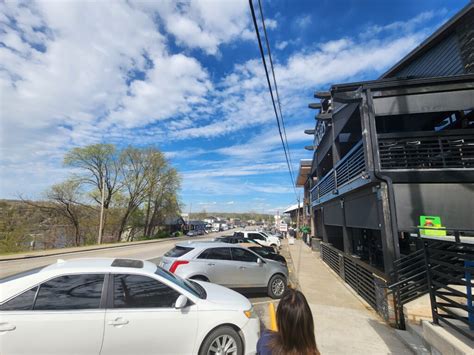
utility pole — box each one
[98,176,106,244]
[296,195,301,239]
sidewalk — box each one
[287,239,411,355]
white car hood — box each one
[194,280,251,311]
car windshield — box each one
[155,266,206,299]
[0,265,46,284]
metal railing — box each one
[387,227,474,339]
[321,242,387,316]
[388,248,431,329]
[311,140,366,204]
[425,237,474,340]
[378,129,474,170]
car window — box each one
[198,247,231,260]
[164,246,194,258]
[113,274,180,308]
[34,274,104,310]
[231,248,258,263]
[249,247,269,256]
[0,286,38,311]
[249,233,264,240]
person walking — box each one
[257,289,320,355]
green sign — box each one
[419,215,446,236]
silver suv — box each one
[161,242,289,299]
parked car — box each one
[237,242,287,266]
[0,258,260,355]
[161,242,288,299]
[263,231,283,239]
[233,231,281,249]
[216,235,277,254]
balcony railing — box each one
[311,140,366,204]
[378,129,474,170]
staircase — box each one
[388,248,431,329]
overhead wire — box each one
[256,0,296,184]
[249,0,299,202]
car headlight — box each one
[244,306,258,319]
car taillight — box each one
[169,260,189,273]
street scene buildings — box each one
[1,1,473,354]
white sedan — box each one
[0,258,260,355]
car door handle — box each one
[207,263,215,266]
[108,318,129,326]
[239,266,246,270]
[0,323,16,332]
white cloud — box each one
[0,2,442,205]
[360,9,447,39]
[276,41,288,50]
[295,14,312,28]
[150,0,253,55]
[265,18,278,30]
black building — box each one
[305,2,474,312]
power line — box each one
[256,0,296,183]
[249,0,298,200]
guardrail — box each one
[311,140,366,204]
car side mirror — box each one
[175,295,188,309]
[257,258,263,265]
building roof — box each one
[283,202,303,214]
[296,159,312,187]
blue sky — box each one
[0,0,468,213]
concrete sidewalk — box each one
[287,239,411,355]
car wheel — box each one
[199,326,243,355]
[267,274,287,299]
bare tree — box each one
[64,144,119,238]
[45,180,85,246]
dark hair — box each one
[270,289,320,355]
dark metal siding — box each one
[393,183,474,231]
[392,33,464,78]
[323,201,344,226]
[344,190,381,230]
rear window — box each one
[165,246,194,258]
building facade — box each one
[304,2,474,317]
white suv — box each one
[234,231,281,249]
[0,258,260,355]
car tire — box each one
[267,274,287,299]
[199,325,243,355]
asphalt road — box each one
[0,231,231,279]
